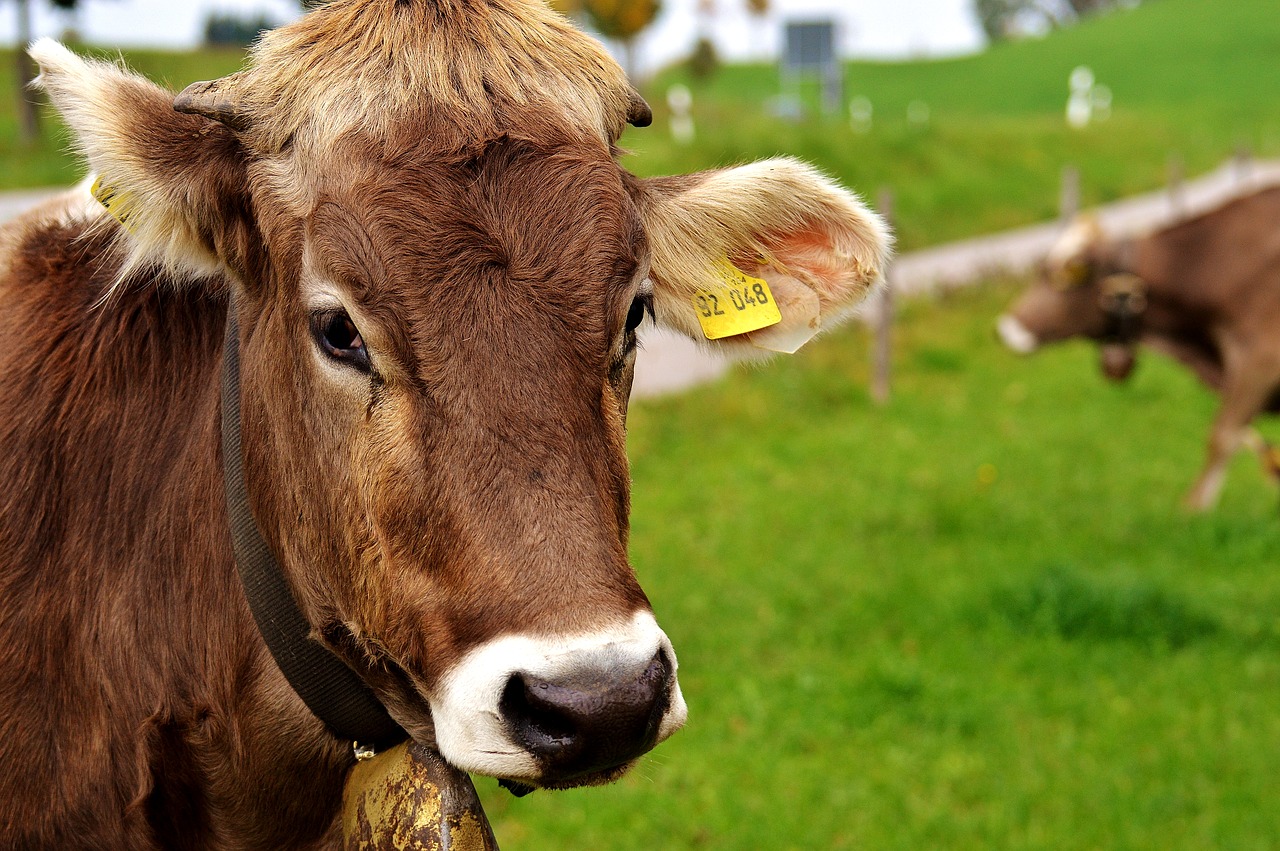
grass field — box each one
[475,283,1280,849]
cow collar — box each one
[220,305,407,753]
[1099,238,1148,346]
[1099,272,1148,345]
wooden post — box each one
[1233,144,1253,188]
[1059,165,1080,223]
[15,0,40,145]
[1167,153,1185,217]
[871,188,894,406]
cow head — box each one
[31,0,888,792]
[997,217,1146,382]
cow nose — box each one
[500,651,673,781]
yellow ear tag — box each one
[691,260,783,340]
[90,176,139,233]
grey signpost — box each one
[782,20,841,116]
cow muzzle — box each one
[501,648,673,787]
[996,314,1040,355]
[429,611,687,789]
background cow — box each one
[0,0,889,848]
[998,186,1280,510]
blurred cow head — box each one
[997,217,1147,381]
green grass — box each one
[474,282,1280,849]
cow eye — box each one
[311,310,370,372]
[624,294,653,336]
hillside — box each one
[636,0,1280,249]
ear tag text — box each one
[90,176,139,233]
[692,260,783,340]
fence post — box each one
[1167,153,1185,218]
[1059,165,1080,223]
[871,188,894,406]
[1233,144,1253,188]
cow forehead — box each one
[291,136,647,386]
[301,135,645,293]
[234,0,640,157]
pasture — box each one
[479,282,1280,849]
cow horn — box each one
[174,76,252,133]
[626,88,653,128]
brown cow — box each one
[0,1,890,848]
[998,186,1280,510]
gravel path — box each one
[0,188,61,223]
[5,159,1278,399]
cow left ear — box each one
[638,159,892,356]
[30,40,252,283]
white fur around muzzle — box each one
[429,610,687,780]
[997,314,1040,355]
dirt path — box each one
[0,188,61,223]
[6,159,1279,399]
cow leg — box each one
[1184,363,1278,511]
[1242,429,1280,483]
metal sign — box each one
[780,19,842,116]
[783,21,837,75]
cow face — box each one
[31,0,888,792]
[997,217,1142,381]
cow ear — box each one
[30,40,251,282]
[639,159,892,356]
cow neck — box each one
[221,305,407,751]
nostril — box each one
[501,674,580,757]
[500,651,674,779]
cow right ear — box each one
[30,39,253,283]
[638,159,892,357]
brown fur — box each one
[1005,186,1280,509]
[4,1,889,847]
[0,219,347,849]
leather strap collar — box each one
[221,305,406,750]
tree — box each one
[974,0,1139,43]
[974,0,1038,41]
[204,12,279,48]
[546,0,661,80]
[744,0,768,59]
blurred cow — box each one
[998,186,1280,510]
